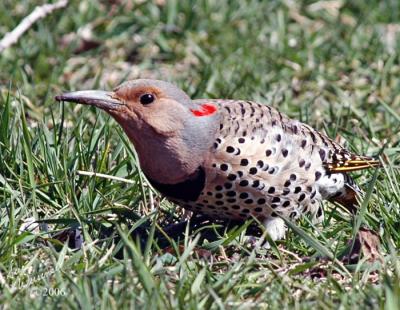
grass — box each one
[0,0,399,308]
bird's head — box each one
[56,79,219,183]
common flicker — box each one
[55,79,380,241]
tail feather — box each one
[329,183,360,213]
[323,152,380,211]
[325,156,381,173]
[328,171,363,213]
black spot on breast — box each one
[215,193,223,199]
[257,198,266,204]
[146,166,205,201]
[298,193,306,202]
[220,164,228,171]
[268,187,275,194]
[226,146,235,153]
[224,182,233,189]
[240,159,249,166]
[232,205,240,209]
[244,199,253,204]
[276,134,281,142]
[294,187,301,193]
[254,207,263,212]
[282,149,288,157]
[315,171,322,181]
[265,149,272,156]
[239,180,249,186]
[239,192,249,199]
[228,174,237,181]
[227,191,236,197]
[299,159,305,167]
[272,197,280,203]
[238,137,245,143]
[249,167,257,175]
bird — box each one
[55,79,380,242]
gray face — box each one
[55,79,221,184]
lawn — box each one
[0,0,399,308]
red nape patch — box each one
[191,103,217,117]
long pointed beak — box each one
[55,90,124,110]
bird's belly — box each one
[171,169,323,222]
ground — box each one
[0,0,399,309]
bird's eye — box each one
[139,93,155,105]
